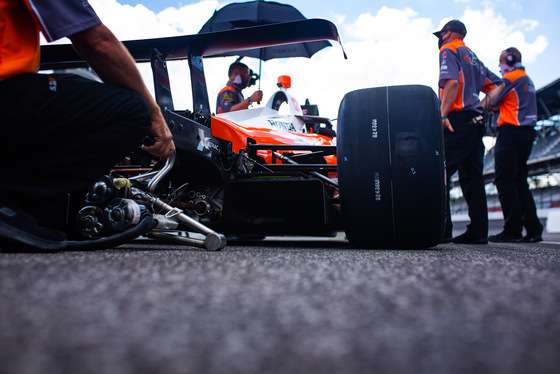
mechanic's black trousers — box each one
[0,73,151,229]
[444,110,488,238]
[494,124,542,235]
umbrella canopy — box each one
[198,0,331,60]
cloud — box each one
[157,0,221,35]
[460,7,547,66]
[265,6,438,120]
[90,0,219,39]
[52,1,549,121]
[517,19,539,32]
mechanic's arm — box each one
[68,24,175,159]
[440,79,459,133]
[230,90,263,111]
[481,83,505,112]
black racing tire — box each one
[337,85,446,249]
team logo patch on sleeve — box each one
[223,95,233,103]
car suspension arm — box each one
[127,153,226,251]
[141,193,227,251]
[272,151,338,189]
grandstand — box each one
[450,77,560,218]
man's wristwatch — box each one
[247,97,252,105]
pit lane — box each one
[1,229,559,374]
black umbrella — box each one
[200,0,308,32]
[198,0,332,61]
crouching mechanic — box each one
[217,62,263,113]
[487,48,543,243]
[0,0,175,251]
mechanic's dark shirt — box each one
[0,0,101,81]
[491,67,537,127]
[216,81,244,114]
[438,39,502,114]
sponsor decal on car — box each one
[268,119,297,132]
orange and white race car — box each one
[40,19,446,250]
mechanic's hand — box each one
[142,110,175,159]
[250,90,263,103]
[443,118,454,133]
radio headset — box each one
[505,48,517,66]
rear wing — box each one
[40,19,346,115]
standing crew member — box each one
[488,48,543,243]
[0,0,175,251]
[434,20,503,244]
[217,62,263,114]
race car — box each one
[40,19,446,250]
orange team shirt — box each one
[0,0,41,81]
[438,39,501,114]
[0,0,101,81]
[492,68,537,127]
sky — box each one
[50,0,560,121]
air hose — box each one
[66,215,157,251]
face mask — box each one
[437,31,448,49]
[500,62,522,76]
[233,74,250,89]
[499,64,512,76]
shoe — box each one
[452,231,488,244]
[440,228,453,243]
[0,203,67,252]
[521,233,543,243]
[488,231,522,243]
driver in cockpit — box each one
[216,62,263,113]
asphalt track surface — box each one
[1,232,559,374]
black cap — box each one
[433,20,467,38]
